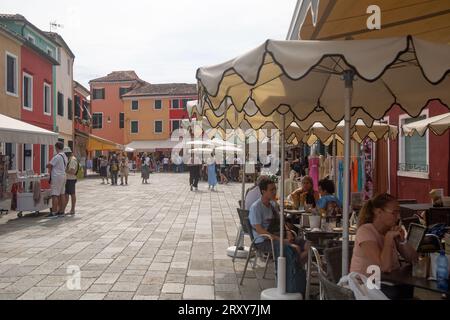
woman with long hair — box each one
[351,193,418,299]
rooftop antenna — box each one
[49,21,64,32]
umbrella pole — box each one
[241,137,246,209]
[342,70,354,277]
[278,114,286,294]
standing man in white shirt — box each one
[46,141,68,218]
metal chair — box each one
[239,215,276,285]
[233,208,251,262]
[305,246,325,300]
[426,207,450,226]
[318,269,355,300]
[323,245,354,284]
[401,214,422,231]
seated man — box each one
[249,176,309,266]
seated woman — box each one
[316,178,342,213]
[350,193,418,299]
[290,176,320,210]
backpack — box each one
[66,157,79,176]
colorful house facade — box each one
[73,80,91,168]
[122,83,196,146]
[89,71,142,145]
[0,14,60,174]
[45,32,75,150]
[0,25,21,120]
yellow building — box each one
[0,26,21,119]
[122,83,196,151]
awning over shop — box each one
[0,114,58,145]
[125,139,180,152]
[87,134,122,151]
[402,112,450,137]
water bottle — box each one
[436,250,449,291]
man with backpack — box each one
[63,147,79,215]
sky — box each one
[2,0,298,88]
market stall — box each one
[0,114,58,217]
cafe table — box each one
[382,264,449,296]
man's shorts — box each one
[65,179,77,195]
[51,175,66,196]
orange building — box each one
[122,83,196,151]
[89,71,142,145]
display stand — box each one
[14,173,51,218]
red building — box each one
[20,43,59,174]
[169,95,196,136]
[384,101,450,202]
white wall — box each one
[55,45,74,145]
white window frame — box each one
[22,72,33,111]
[92,112,103,129]
[171,99,179,109]
[43,82,51,116]
[22,143,34,172]
[383,116,391,194]
[398,110,429,179]
[154,99,162,110]
[5,51,18,97]
[130,120,139,134]
[131,100,139,111]
[46,46,53,58]
[3,142,18,172]
[171,119,182,132]
[27,34,35,44]
[92,87,105,100]
[40,144,48,174]
[154,120,163,134]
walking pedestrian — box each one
[99,156,109,184]
[109,153,119,185]
[207,154,218,191]
[120,155,129,185]
[188,159,201,191]
[141,153,150,184]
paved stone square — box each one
[0,173,277,300]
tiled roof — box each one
[73,80,90,96]
[0,23,59,65]
[0,13,59,47]
[123,83,197,97]
[0,14,26,20]
[89,71,141,83]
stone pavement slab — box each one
[0,173,272,300]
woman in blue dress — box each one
[207,153,218,191]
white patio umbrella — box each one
[185,140,215,146]
[402,112,450,137]
[215,145,243,153]
[287,119,398,146]
[196,36,450,299]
